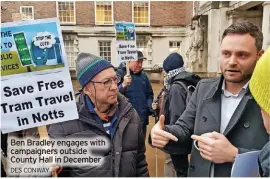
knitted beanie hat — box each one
[249,47,270,115]
[76,53,113,87]
[163,52,184,73]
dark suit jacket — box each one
[165,76,269,177]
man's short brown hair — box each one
[222,21,263,51]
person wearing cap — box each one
[49,53,149,177]
[249,48,270,177]
[150,21,269,177]
[117,51,154,140]
[151,52,200,177]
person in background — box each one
[249,47,270,177]
[151,53,200,177]
[118,51,154,139]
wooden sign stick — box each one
[126,61,130,75]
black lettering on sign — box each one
[17,116,29,126]
[3,85,34,97]
[1,101,33,114]
[119,44,127,48]
[1,53,13,60]
[35,91,73,107]
[1,31,12,37]
[118,51,126,55]
[3,42,12,48]
[1,64,19,71]
[32,110,65,123]
[37,80,64,91]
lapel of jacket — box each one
[223,89,253,136]
[203,77,223,132]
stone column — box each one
[218,3,230,74]
[219,2,230,34]
[207,9,220,75]
[262,2,270,50]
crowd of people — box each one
[1,21,269,177]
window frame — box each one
[56,1,76,25]
[94,1,114,25]
[20,6,34,20]
[137,40,147,49]
[169,41,181,53]
[136,37,152,66]
[63,35,78,69]
[132,1,150,26]
[98,41,112,62]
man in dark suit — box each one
[150,21,269,177]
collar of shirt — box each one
[221,80,249,98]
[85,95,96,114]
[84,95,118,126]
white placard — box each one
[116,41,137,62]
[1,18,79,133]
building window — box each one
[137,40,148,59]
[20,6,34,20]
[57,1,75,24]
[137,41,147,49]
[95,1,113,25]
[169,41,181,53]
[136,40,148,59]
[137,38,152,66]
[99,41,111,62]
[63,35,78,68]
[133,1,150,25]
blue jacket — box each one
[116,63,154,126]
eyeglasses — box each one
[90,76,120,88]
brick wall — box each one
[114,1,132,22]
[151,1,193,26]
[76,1,95,25]
[1,1,56,23]
[1,1,193,26]
[185,1,194,25]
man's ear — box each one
[83,86,91,96]
[257,49,264,60]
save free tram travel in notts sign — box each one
[1,18,79,134]
[115,22,137,63]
